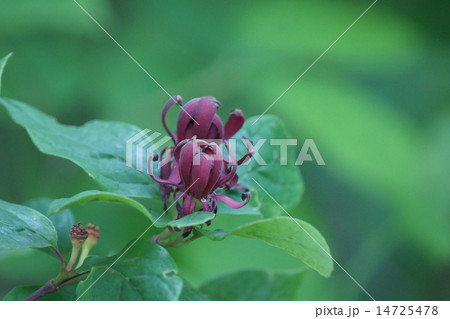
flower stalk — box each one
[76,223,100,269]
[65,223,88,272]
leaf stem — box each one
[52,247,66,266]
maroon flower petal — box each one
[190,153,212,199]
[201,145,223,197]
[210,192,250,209]
[180,195,196,217]
[192,97,221,138]
[147,154,181,187]
[215,142,237,187]
[237,137,255,165]
[208,115,225,141]
[176,98,199,141]
[224,109,245,140]
[162,95,183,143]
[178,140,196,189]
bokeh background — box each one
[0,0,449,300]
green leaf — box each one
[237,115,304,217]
[195,217,332,277]
[0,98,158,198]
[0,52,12,94]
[178,281,209,301]
[166,212,215,228]
[150,210,216,228]
[76,240,183,300]
[48,190,154,221]
[194,227,230,241]
[230,217,333,277]
[0,200,57,249]
[47,190,215,230]
[2,285,76,301]
[24,198,75,259]
[200,269,307,301]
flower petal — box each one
[192,97,220,138]
[224,109,245,139]
[162,95,182,143]
[210,192,250,209]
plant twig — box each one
[52,248,66,265]
[23,280,57,301]
[23,271,90,301]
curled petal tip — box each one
[173,95,183,105]
[224,108,245,140]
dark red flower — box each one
[162,96,245,144]
[149,96,254,234]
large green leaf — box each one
[200,269,307,300]
[0,200,57,249]
[0,52,12,94]
[48,190,214,229]
[76,240,182,300]
[25,197,75,259]
[231,217,333,277]
[48,190,154,220]
[197,217,333,277]
[237,115,304,217]
[178,281,209,301]
[0,98,157,198]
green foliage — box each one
[1,0,448,301]
[0,52,12,94]
[196,217,333,277]
[24,198,75,259]
[48,190,215,229]
[0,89,320,300]
[0,53,327,300]
[178,281,209,301]
[238,115,304,217]
[76,240,183,301]
[231,217,333,277]
[0,97,157,198]
[165,212,215,229]
[0,200,57,249]
[200,269,307,301]
[48,190,155,221]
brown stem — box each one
[23,271,90,301]
[23,280,57,301]
[52,248,66,265]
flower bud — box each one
[176,97,223,142]
[161,96,245,144]
[69,222,88,247]
[76,223,100,269]
[85,223,100,246]
[66,222,88,272]
[178,139,223,200]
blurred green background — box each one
[0,0,449,300]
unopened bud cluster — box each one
[149,96,254,236]
[66,222,100,272]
